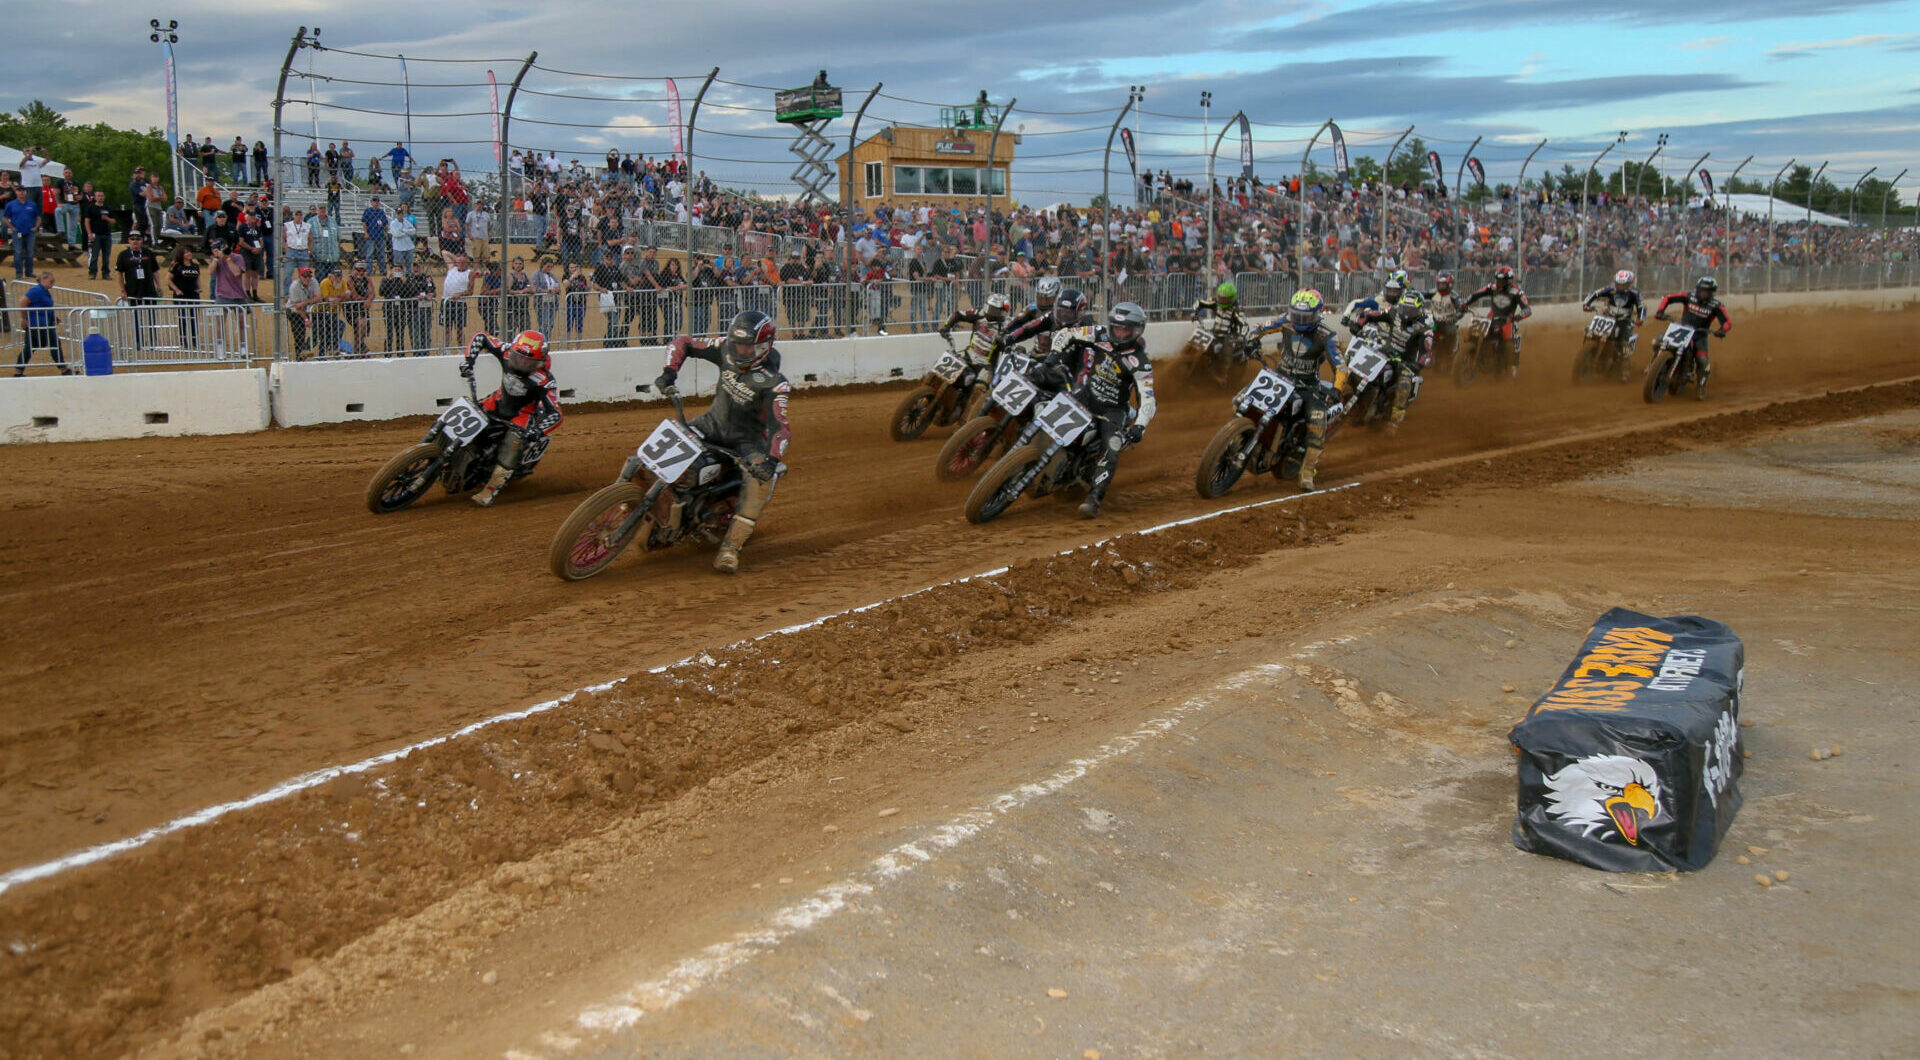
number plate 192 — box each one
[637,418,704,484]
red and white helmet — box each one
[505,330,550,374]
[1613,269,1635,289]
[1492,264,1516,289]
[722,310,776,371]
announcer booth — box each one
[836,98,1017,211]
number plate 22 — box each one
[636,418,704,484]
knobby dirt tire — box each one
[1195,417,1257,499]
[936,416,1005,482]
[1643,353,1674,404]
[365,443,442,515]
[965,444,1043,525]
[1573,340,1598,385]
[889,386,939,442]
[1453,337,1482,388]
[548,482,654,581]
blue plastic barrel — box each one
[83,331,113,376]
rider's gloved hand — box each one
[1124,425,1145,446]
[654,369,677,392]
[1713,329,1727,338]
[937,326,951,340]
[458,359,475,379]
[743,453,777,481]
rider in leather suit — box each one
[1460,265,1533,376]
[938,291,1012,376]
[1004,287,1096,357]
[1653,276,1732,394]
[1372,293,1435,433]
[1000,276,1062,340]
[1031,301,1156,519]
[1581,269,1647,370]
[462,329,563,507]
[654,309,792,573]
[1422,271,1467,361]
[1257,289,1346,491]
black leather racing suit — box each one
[657,338,791,551]
[1581,285,1646,352]
[1033,326,1157,507]
[1460,282,1533,368]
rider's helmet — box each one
[1288,289,1324,333]
[1107,302,1148,345]
[1386,269,1410,291]
[1034,276,1062,309]
[1493,264,1516,291]
[505,330,550,375]
[1694,276,1718,300]
[1614,269,1635,290]
[1053,288,1088,327]
[1435,271,1454,294]
[1396,293,1426,325]
[984,292,1011,322]
[721,309,776,372]
[1382,277,1406,305]
[1214,281,1238,311]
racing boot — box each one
[713,516,755,574]
[1297,445,1323,492]
[1078,484,1107,519]
[471,463,514,506]
[1694,355,1711,400]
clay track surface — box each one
[0,307,1916,1057]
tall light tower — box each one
[150,19,180,190]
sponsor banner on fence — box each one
[1466,156,1485,186]
[1427,150,1444,190]
[1237,113,1253,181]
[1329,122,1349,180]
[1510,608,1746,872]
[1119,127,1138,183]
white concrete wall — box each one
[0,369,271,444]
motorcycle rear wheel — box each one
[365,443,442,514]
[549,482,654,581]
[1572,340,1598,385]
[1643,353,1675,404]
[1195,417,1256,499]
[966,444,1043,525]
[889,385,939,442]
[936,415,1005,482]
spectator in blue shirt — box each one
[17,272,69,375]
[5,188,41,279]
[361,197,391,272]
[386,142,412,178]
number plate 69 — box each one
[437,398,490,447]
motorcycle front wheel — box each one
[889,385,940,442]
[1642,353,1675,404]
[936,415,1006,482]
[965,444,1044,525]
[1195,417,1257,499]
[1572,340,1599,386]
[365,443,443,514]
[1453,337,1483,388]
[549,482,654,581]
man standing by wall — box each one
[115,231,162,349]
[84,190,115,279]
[361,196,391,274]
[16,271,67,375]
[5,187,40,279]
[311,206,341,281]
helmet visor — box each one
[725,338,768,370]
[1288,307,1320,330]
[506,350,543,374]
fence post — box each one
[1100,87,1143,312]
[269,26,311,362]
[683,67,719,293]
[841,83,882,313]
[496,52,537,295]
[1515,139,1546,283]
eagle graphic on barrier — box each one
[1542,754,1665,846]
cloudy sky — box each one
[12,0,1919,205]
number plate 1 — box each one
[1034,392,1095,446]
[990,371,1039,417]
[1346,346,1389,385]
[437,397,489,447]
[1235,369,1295,415]
[636,418,704,484]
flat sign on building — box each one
[934,140,977,155]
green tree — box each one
[0,100,170,207]
[1387,137,1430,187]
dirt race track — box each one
[1,305,1918,1057]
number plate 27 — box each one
[636,418,704,484]
[931,351,968,383]
[436,398,490,448]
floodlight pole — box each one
[270,26,313,362]
[1766,158,1794,294]
[1578,133,1625,298]
[683,66,718,279]
[1805,160,1828,291]
[841,82,881,296]
[1379,124,1413,275]
[1514,139,1546,283]
[1298,119,1334,291]
[1720,155,1751,292]
[1099,86,1142,311]
[1880,169,1907,288]
[1206,108,1245,293]
[496,52,537,279]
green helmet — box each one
[1215,282,1238,309]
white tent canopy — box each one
[1710,192,1850,227]
[0,144,72,179]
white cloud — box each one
[1766,33,1912,59]
[1679,36,1733,51]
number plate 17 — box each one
[1034,392,1095,445]
[637,418,704,484]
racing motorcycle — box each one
[1451,311,1519,388]
[547,387,774,580]
[1642,322,1713,404]
[888,332,995,441]
[1573,304,1636,385]
[1339,327,1408,431]
[963,387,1131,524]
[933,346,1050,482]
[1180,314,1257,388]
[1193,357,1340,499]
[364,376,526,514]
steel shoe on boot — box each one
[1297,469,1317,492]
[713,516,755,574]
[713,545,740,573]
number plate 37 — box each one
[637,418,704,484]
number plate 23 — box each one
[636,418,704,484]
[1034,392,1095,446]
[436,398,490,448]
[1235,369,1295,415]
